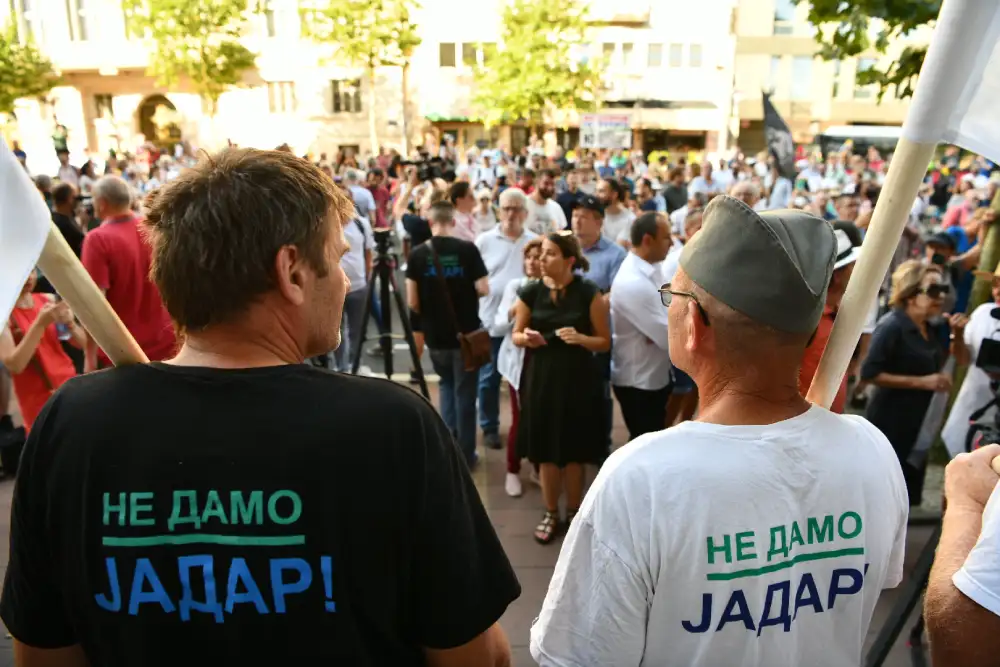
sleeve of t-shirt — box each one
[360,216,375,250]
[0,400,76,648]
[410,403,520,648]
[953,483,1000,615]
[57,218,85,257]
[405,247,423,282]
[80,232,110,290]
[551,201,568,230]
[860,317,900,381]
[517,279,542,306]
[466,244,488,282]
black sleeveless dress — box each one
[516,276,606,466]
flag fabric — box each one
[0,139,50,325]
[762,92,796,180]
[904,0,1000,162]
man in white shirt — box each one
[925,444,1000,665]
[661,209,703,284]
[596,178,635,245]
[689,161,723,197]
[524,169,567,235]
[56,149,79,188]
[345,168,375,221]
[531,196,908,667]
[670,192,707,238]
[610,212,674,441]
[475,188,537,449]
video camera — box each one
[966,308,1000,451]
[401,157,447,183]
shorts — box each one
[408,309,422,333]
[671,368,695,395]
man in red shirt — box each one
[366,168,391,229]
[798,228,859,412]
[81,176,176,370]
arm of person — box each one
[13,642,89,667]
[406,279,420,314]
[559,293,611,353]
[409,398,519,666]
[511,299,533,348]
[0,308,55,375]
[860,317,931,389]
[470,245,490,298]
[364,248,373,283]
[925,445,1000,666]
[493,281,519,334]
[475,277,489,298]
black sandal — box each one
[534,510,560,545]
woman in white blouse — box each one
[496,237,543,497]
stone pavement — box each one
[0,381,935,667]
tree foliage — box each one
[0,24,61,116]
[123,0,257,115]
[300,0,421,71]
[473,0,603,128]
[798,0,940,100]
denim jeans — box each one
[429,347,479,466]
[477,336,505,436]
[334,288,368,372]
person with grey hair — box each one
[81,175,176,370]
[345,167,375,222]
[531,197,907,666]
[730,180,762,209]
[406,201,490,467]
[34,174,53,210]
[475,188,537,450]
[669,191,707,238]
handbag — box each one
[427,239,493,371]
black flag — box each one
[763,92,796,180]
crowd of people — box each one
[6,132,1000,665]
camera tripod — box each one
[350,229,429,400]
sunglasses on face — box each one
[919,284,950,299]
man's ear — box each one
[274,245,308,306]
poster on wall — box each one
[580,114,633,150]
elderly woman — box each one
[496,237,543,497]
[513,233,610,544]
[861,260,969,505]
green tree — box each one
[301,0,421,153]
[123,0,257,117]
[0,24,61,118]
[798,0,940,100]
[473,0,602,131]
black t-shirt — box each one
[405,237,487,349]
[556,190,579,223]
[402,213,431,246]
[0,364,519,665]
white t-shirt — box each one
[604,207,636,244]
[531,406,908,667]
[475,227,538,337]
[525,197,567,236]
[942,302,1000,457]
[342,216,374,293]
[954,482,1000,616]
[689,176,723,196]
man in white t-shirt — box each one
[925,444,1000,664]
[524,169,567,235]
[596,178,635,245]
[689,161,723,197]
[531,196,908,667]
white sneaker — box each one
[529,467,541,487]
[505,472,523,497]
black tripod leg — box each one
[351,275,377,375]
[388,270,429,399]
[864,523,940,667]
[380,266,394,378]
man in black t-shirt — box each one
[406,201,489,467]
[1,148,519,667]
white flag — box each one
[0,139,50,324]
[903,0,1000,162]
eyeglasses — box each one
[919,284,950,299]
[659,283,711,326]
[501,206,524,214]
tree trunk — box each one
[367,66,378,156]
[966,188,1000,313]
[401,59,411,158]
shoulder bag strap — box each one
[426,239,464,339]
[6,313,54,391]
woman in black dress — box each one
[513,232,610,544]
[861,259,969,505]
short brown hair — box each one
[144,148,354,331]
[523,237,543,258]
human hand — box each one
[53,302,73,326]
[944,443,1000,513]
[920,373,952,392]
[37,302,60,325]
[556,327,585,345]
[523,328,546,348]
[948,313,969,332]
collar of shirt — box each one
[625,252,660,284]
[106,212,138,225]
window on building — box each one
[669,43,683,67]
[603,42,615,62]
[439,42,456,67]
[267,81,296,113]
[648,43,663,67]
[855,58,877,99]
[773,0,795,34]
[790,56,812,100]
[331,79,362,113]
[689,44,703,67]
[66,0,90,41]
[11,0,43,42]
[622,42,634,67]
[265,5,277,37]
[768,55,781,92]
[462,43,477,67]
[94,94,113,119]
[831,60,842,98]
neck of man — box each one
[103,206,132,220]
[169,312,306,369]
[607,201,622,215]
[501,220,523,240]
[54,204,74,216]
[694,363,811,427]
[579,233,600,250]
[532,191,547,205]
[431,223,452,237]
[633,246,655,265]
